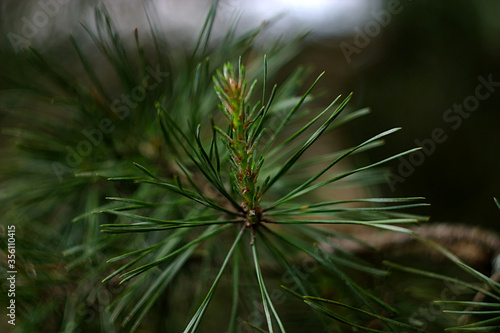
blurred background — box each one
[2,0,499,226]
[1,0,500,332]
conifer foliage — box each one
[0,1,455,332]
